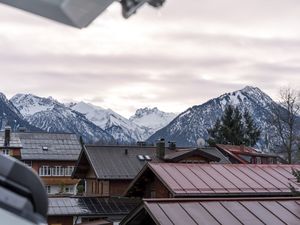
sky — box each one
[0,0,300,118]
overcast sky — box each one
[0,0,300,117]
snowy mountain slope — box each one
[0,93,40,131]
[130,107,177,136]
[147,86,294,149]
[11,94,115,143]
[69,102,150,143]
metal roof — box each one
[48,197,140,216]
[216,144,280,164]
[163,148,220,163]
[74,146,223,180]
[17,132,81,161]
[126,163,300,197]
[83,145,163,180]
[121,198,300,225]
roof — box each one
[121,197,300,225]
[48,197,140,217]
[0,132,22,148]
[216,144,280,163]
[125,163,300,197]
[1,132,82,161]
[163,148,220,163]
[201,147,231,163]
[73,145,222,180]
[74,145,163,180]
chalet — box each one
[72,139,225,197]
[0,126,81,195]
[124,163,300,198]
[216,144,284,164]
[120,197,300,225]
[48,197,140,225]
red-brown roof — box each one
[217,144,258,154]
[121,198,300,225]
[216,144,281,164]
[126,163,300,197]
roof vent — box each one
[137,155,145,161]
[42,146,48,151]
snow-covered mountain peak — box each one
[133,107,162,118]
[130,107,177,133]
[69,101,150,143]
[11,93,62,117]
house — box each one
[120,197,300,225]
[0,126,82,195]
[48,197,140,225]
[216,144,284,164]
[124,163,300,198]
[72,139,224,197]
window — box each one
[45,185,51,194]
[2,149,10,155]
[39,166,51,176]
[51,166,65,176]
[144,155,152,161]
[65,166,74,176]
[137,155,145,161]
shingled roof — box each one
[0,131,81,161]
[18,132,81,161]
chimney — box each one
[4,126,11,147]
[156,138,165,159]
[168,141,176,150]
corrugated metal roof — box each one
[137,198,300,225]
[18,132,81,161]
[79,146,224,180]
[84,146,163,179]
[142,163,300,196]
[48,197,139,216]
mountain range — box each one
[147,86,298,150]
[9,94,176,144]
[0,86,297,150]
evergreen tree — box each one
[243,109,261,146]
[208,105,261,146]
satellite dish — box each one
[197,138,206,148]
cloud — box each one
[0,0,300,117]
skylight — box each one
[137,155,145,161]
[144,155,152,161]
